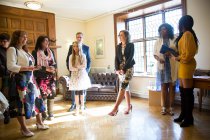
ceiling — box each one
[0,0,155,21]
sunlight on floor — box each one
[42,104,128,125]
[53,104,66,111]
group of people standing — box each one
[154,15,198,127]
[0,31,58,136]
[107,14,198,128]
[0,14,198,138]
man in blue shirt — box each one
[66,32,91,112]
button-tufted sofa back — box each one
[89,73,118,86]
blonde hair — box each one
[71,41,84,67]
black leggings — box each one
[75,90,84,95]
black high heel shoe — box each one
[174,113,185,123]
[180,118,194,127]
[174,116,184,123]
[124,104,132,115]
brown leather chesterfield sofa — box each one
[59,73,119,101]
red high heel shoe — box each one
[108,110,119,116]
[124,104,132,115]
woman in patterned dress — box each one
[108,30,135,116]
[32,36,57,120]
[7,30,49,137]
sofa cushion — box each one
[98,86,116,93]
[87,87,98,92]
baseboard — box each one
[131,90,148,98]
[131,91,210,110]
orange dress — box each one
[178,31,198,79]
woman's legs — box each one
[17,116,31,132]
[109,69,133,116]
[75,91,80,114]
[47,99,54,120]
[180,79,194,127]
[42,99,47,121]
[174,80,185,122]
[124,91,132,114]
[35,113,49,129]
[169,83,175,115]
[161,83,168,115]
[36,113,43,125]
[108,88,125,115]
[80,91,85,112]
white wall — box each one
[85,15,155,97]
[85,15,115,72]
[55,17,86,77]
[130,0,210,97]
[187,0,210,69]
[55,0,210,100]
[77,0,210,99]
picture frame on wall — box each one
[95,36,105,59]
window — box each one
[127,7,182,75]
[165,8,182,34]
[133,42,144,72]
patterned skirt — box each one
[35,72,56,100]
[118,68,134,91]
[14,72,45,119]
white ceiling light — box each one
[24,1,42,10]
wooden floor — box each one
[1,97,210,140]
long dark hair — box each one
[9,30,27,48]
[175,15,199,48]
[35,35,49,51]
[0,33,10,41]
[158,23,174,39]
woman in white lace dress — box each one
[69,41,91,115]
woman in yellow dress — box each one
[172,15,198,127]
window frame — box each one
[126,6,182,74]
[114,0,186,76]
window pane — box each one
[145,14,163,38]
[165,8,182,34]
[133,42,144,73]
[128,19,143,40]
[146,40,157,74]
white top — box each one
[153,38,178,83]
[7,47,31,73]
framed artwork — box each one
[95,36,105,58]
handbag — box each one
[8,74,18,98]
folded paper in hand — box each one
[160,45,178,57]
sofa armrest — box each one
[58,76,70,99]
